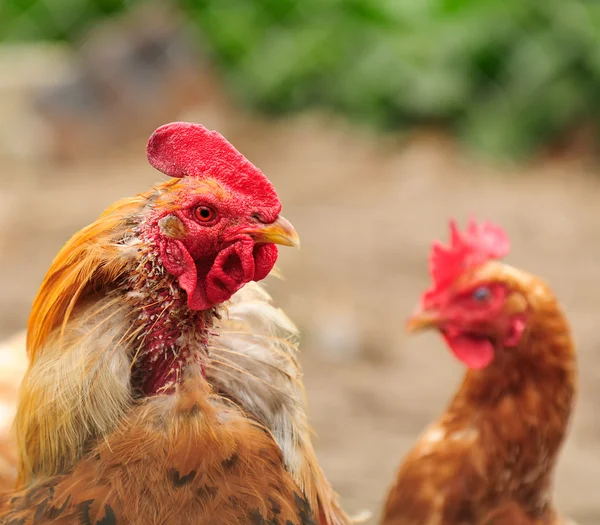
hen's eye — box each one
[472,286,491,302]
[194,206,216,223]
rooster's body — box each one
[382,220,576,525]
[0,122,349,525]
[2,285,333,525]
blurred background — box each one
[1,0,600,522]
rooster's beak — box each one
[405,307,442,334]
[244,215,300,248]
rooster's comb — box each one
[146,122,279,207]
[424,217,510,301]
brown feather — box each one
[2,375,322,525]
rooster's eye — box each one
[194,206,216,223]
[472,286,491,302]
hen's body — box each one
[382,231,577,525]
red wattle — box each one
[160,239,198,296]
[159,237,278,311]
[253,244,278,281]
[442,332,495,369]
[205,240,255,306]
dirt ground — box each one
[1,109,600,523]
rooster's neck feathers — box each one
[26,193,150,360]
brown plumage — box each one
[0,122,350,525]
[381,220,577,525]
[2,375,324,524]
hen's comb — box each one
[146,122,279,207]
[423,217,510,302]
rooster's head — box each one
[142,122,299,311]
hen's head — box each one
[407,218,536,370]
[142,122,299,311]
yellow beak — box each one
[405,307,442,334]
[244,215,300,248]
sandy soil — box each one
[1,111,600,523]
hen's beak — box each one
[244,215,300,248]
[405,307,442,334]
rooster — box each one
[381,219,576,525]
[0,122,350,525]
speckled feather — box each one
[1,375,322,525]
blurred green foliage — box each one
[183,0,600,159]
[2,0,600,159]
[0,0,139,41]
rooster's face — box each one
[143,176,299,311]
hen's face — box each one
[407,261,530,369]
[145,177,299,310]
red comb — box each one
[146,122,279,209]
[423,217,510,302]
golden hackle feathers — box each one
[16,295,133,486]
[17,191,156,486]
[26,193,151,360]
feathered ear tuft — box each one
[146,122,280,211]
[424,217,510,302]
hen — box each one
[0,122,350,525]
[381,219,576,525]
